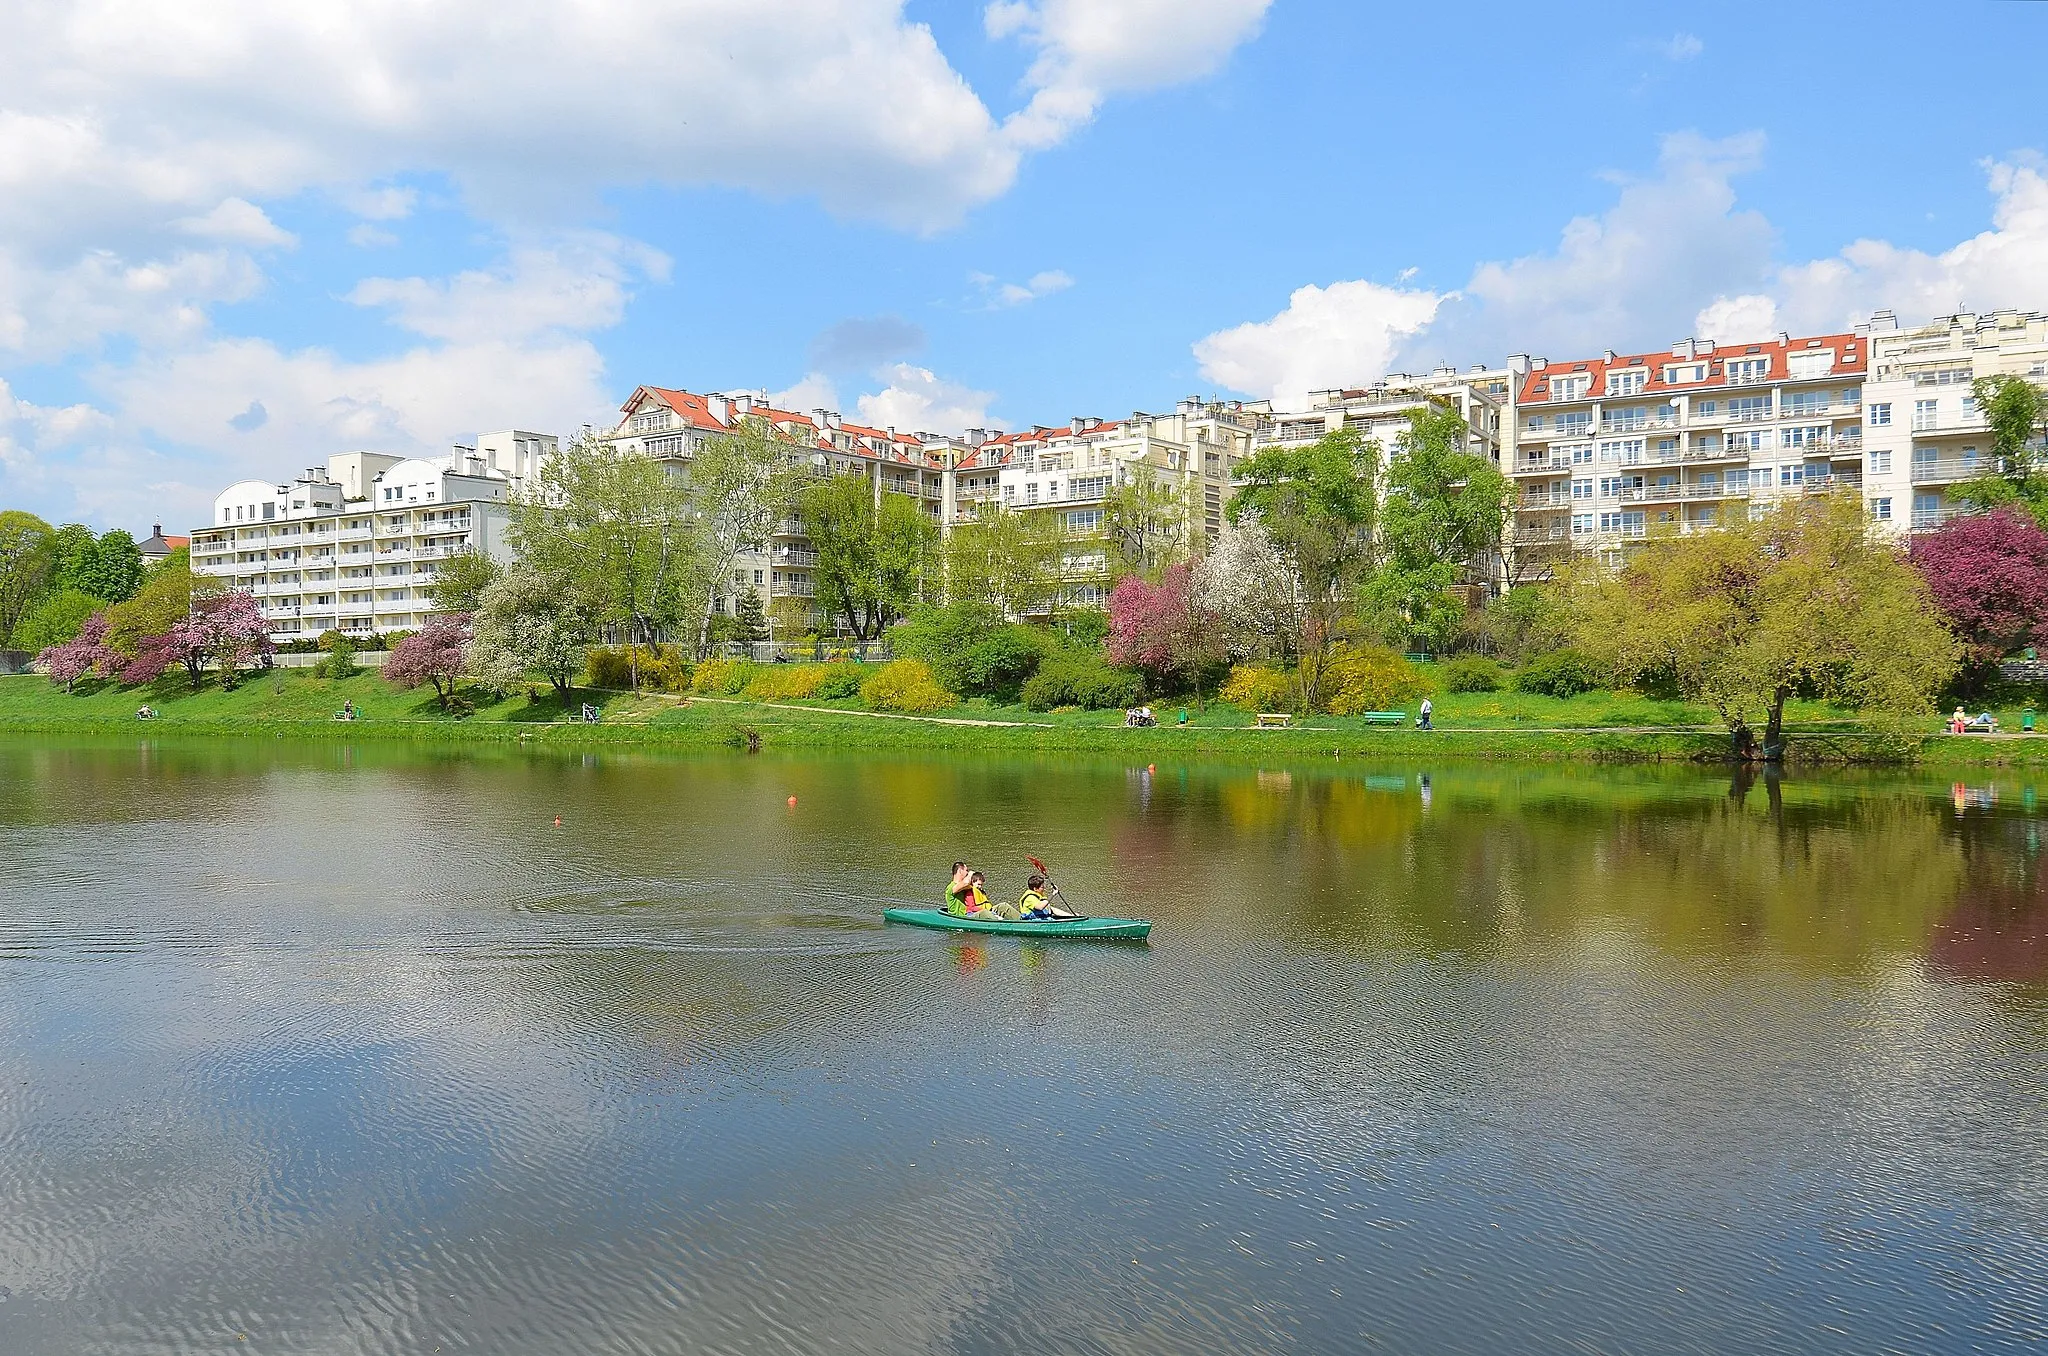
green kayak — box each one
[883,907,1152,942]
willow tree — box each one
[1571,494,1959,760]
[510,430,693,691]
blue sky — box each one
[2,0,2045,530]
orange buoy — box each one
[553,816,562,827]
[787,796,798,807]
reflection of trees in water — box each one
[1112,763,1977,974]
[1929,816,2048,983]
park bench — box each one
[1254,712,1292,728]
[1359,711,1407,726]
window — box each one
[1910,367,1972,388]
[1726,358,1770,385]
[1557,411,1592,436]
[1598,475,1643,498]
[1783,391,1831,415]
[1071,475,1111,499]
[1869,451,1891,474]
[1781,425,1831,448]
[1598,438,1645,465]
[1695,400,1717,416]
[1730,429,1771,452]
[1025,482,1039,503]
[1066,508,1103,531]
[1663,363,1706,384]
[262,503,275,521]
[1913,399,1939,431]
[1571,514,1594,536]
[1608,369,1647,396]
[1779,465,1804,487]
[1549,374,1591,401]
[1871,497,1892,522]
[1840,386,1861,405]
[753,570,763,585]
[1558,442,1595,466]
[1571,479,1593,500]
[1787,351,1834,379]
[1868,402,1892,426]
[1729,395,1771,422]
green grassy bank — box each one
[5,669,2045,768]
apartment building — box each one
[188,444,527,640]
[1505,331,1869,572]
[1861,309,2048,532]
[1251,366,1514,466]
[604,387,963,623]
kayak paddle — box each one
[1026,854,1082,919]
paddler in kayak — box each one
[986,874,1055,922]
[944,864,994,916]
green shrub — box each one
[1323,645,1432,715]
[1021,657,1144,711]
[813,663,868,700]
[860,658,957,714]
[888,602,1049,699]
[317,637,360,680]
[689,656,754,695]
[745,663,829,700]
[1439,656,1504,694]
[1219,664,1293,712]
[587,645,694,691]
[1514,647,1605,699]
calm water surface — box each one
[3,738,2047,1355]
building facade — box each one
[1505,331,1870,574]
[189,442,531,640]
[1861,309,2048,532]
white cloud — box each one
[1192,280,1447,407]
[347,236,670,343]
[175,198,296,249]
[1195,132,1781,396]
[764,372,842,414]
[346,224,399,249]
[1692,294,1782,344]
[1660,33,1704,61]
[855,363,996,434]
[0,246,265,360]
[1714,157,2048,337]
[991,0,1273,150]
[341,186,419,222]
[971,267,1075,308]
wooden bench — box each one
[1359,711,1407,726]
[1254,712,1292,728]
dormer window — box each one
[1608,370,1647,396]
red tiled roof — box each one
[1516,332,1867,403]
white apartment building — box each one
[1505,331,1870,572]
[1251,366,1514,467]
[604,387,960,624]
[1861,309,2048,532]
[189,441,534,640]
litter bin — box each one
[2025,709,2036,734]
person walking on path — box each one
[1417,697,1434,731]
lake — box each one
[2,738,2046,1354]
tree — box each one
[799,472,938,643]
[1362,402,1509,652]
[1908,506,2048,688]
[1220,428,1379,710]
[429,549,503,614]
[388,613,472,710]
[118,588,271,689]
[105,556,214,663]
[14,588,103,653]
[511,430,695,691]
[944,503,1061,619]
[1102,466,1195,578]
[36,611,117,693]
[0,510,57,647]
[684,416,809,656]
[731,587,768,644]
[1572,494,1959,760]
[1192,517,1304,661]
[469,566,596,697]
[1106,561,1226,700]
[48,526,144,602]
[1950,374,2048,527]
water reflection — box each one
[2,738,2047,1354]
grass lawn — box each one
[5,666,2044,767]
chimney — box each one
[1507,354,1531,375]
[1869,309,1898,332]
[1071,416,1088,434]
[1531,357,1548,371]
[733,393,753,417]
[1602,349,1617,363]
[707,394,730,423]
[1776,331,1790,346]
[965,428,986,446]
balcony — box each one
[1802,474,1864,494]
[770,580,818,598]
[1518,491,1577,509]
[339,528,372,542]
[1507,525,1571,545]
[1598,415,1678,435]
[1911,507,1967,531]
[772,546,820,566]
[1725,372,1772,387]
[1726,406,1775,424]
[1911,456,1992,484]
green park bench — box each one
[1360,711,1407,726]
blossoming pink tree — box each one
[35,611,117,692]
[1106,562,1225,701]
[386,613,472,710]
[1909,507,2048,688]
[117,588,274,689]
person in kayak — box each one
[1016,874,1055,921]
[945,862,973,914]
